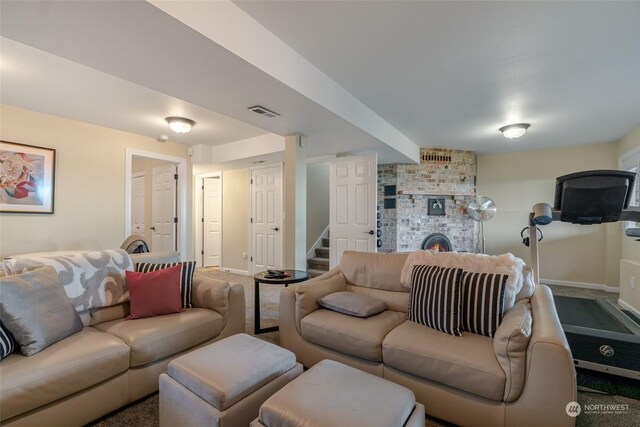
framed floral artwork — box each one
[0,141,56,213]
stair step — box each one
[322,238,330,247]
[308,257,329,266]
[315,247,329,258]
[307,257,329,270]
[307,268,328,279]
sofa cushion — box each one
[191,275,230,319]
[126,265,183,319]
[295,273,347,333]
[130,251,181,265]
[0,327,129,420]
[401,251,531,312]
[94,308,223,367]
[347,285,410,313]
[382,320,506,401]
[0,266,83,356]
[460,271,508,337]
[90,302,130,326]
[408,265,463,336]
[301,309,406,362]
[1,322,16,360]
[317,291,387,318]
[340,251,408,292]
[493,299,532,402]
[2,250,132,311]
[135,261,196,308]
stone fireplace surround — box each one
[378,148,478,253]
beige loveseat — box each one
[280,251,577,427]
[0,251,245,426]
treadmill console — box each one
[554,170,636,224]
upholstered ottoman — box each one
[251,359,425,427]
[160,333,303,427]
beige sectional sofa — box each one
[0,251,245,427]
[280,251,577,427]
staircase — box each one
[307,236,330,278]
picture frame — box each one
[428,197,446,216]
[0,140,56,214]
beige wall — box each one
[477,142,621,287]
[0,105,190,257]
[617,126,640,311]
[307,161,330,252]
[221,168,249,272]
[618,126,640,159]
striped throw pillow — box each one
[1,322,16,360]
[409,264,464,336]
[134,262,195,308]
[460,271,508,338]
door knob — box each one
[272,227,280,231]
[150,226,156,231]
[365,230,374,235]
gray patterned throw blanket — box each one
[1,249,133,311]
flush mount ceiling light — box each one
[165,116,196,134]
[499,123,530,139]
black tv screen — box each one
[554,170,636,224]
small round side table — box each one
[253,270,309,334]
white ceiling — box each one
[237,1,640,153]
[1,37,268,146]
[1,1,639,164]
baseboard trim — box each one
[540,278,619,293]
[220,268,249,276]
[618,298,640,318]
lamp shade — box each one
[165,117,196,134]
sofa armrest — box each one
[223,283,246,334]
[505,285,577,427]
[293,268,347,334]
[191,274,230,320]
[493,300,532,402]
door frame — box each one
[194,172,223,268]
[131,171,145,236]
[249,162,284,275]
[125,148,188,259]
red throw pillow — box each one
[126,265,183,320]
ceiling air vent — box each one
[248,105,280,118]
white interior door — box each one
[131,173,145,236]
[251,165,283,274]
[203,176,222,267]
[329,154,377,268]
[152,164,177,252]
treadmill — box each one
[528,170,640,379]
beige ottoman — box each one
[251,359,425,427]
[160,333,303,427]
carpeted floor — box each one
[89,270,639,427]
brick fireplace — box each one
[378,148,478,253]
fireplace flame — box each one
[429,243,446,252]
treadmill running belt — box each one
[553,296,630,333]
